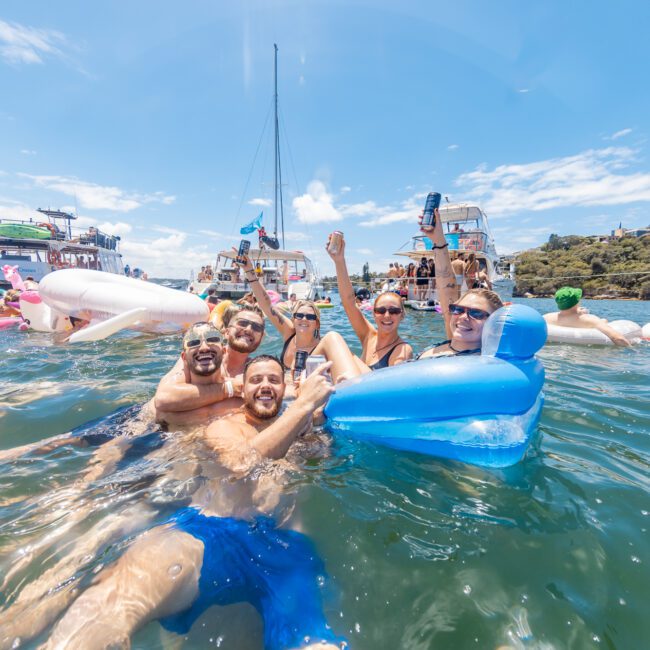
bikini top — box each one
[415,340,481,360]
[369,342,404,371]
[280,332,318,370]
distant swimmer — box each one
[543,286,631,347]
[39,356,344,650]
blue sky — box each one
[1,1,650,277]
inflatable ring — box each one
[209,299,233,330]
[546,320,643,346]
[325,304,547,468]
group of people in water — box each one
[0,207,635,649]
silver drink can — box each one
[328,231,344,255]
[305,354,326,377]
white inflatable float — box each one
[38,269,209,342]
[546,320,644,346]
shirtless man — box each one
[39,356,343,650]
[543,286,631,347]
[154,308,265,426]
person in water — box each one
[233,252,362,382]
[326,232,413,370]
[417,207,504,358]
[39,356,344,650]
[543,286,631,347]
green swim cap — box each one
[554,286,582,310]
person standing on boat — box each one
[415,257,429,301]
[417,207,504,359]
[451,252,466,298]
[464,252,480,289]
[326,232,413,370]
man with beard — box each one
[40,355,343,650]
[154,309,265,426]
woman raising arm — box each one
[326,233,412,369]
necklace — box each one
[374,337,402,353]
[448,341,481,355]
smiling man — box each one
[41,356,343,650]
[154,308,266,426]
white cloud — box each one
[96,221,132,236]
[198,229,238,242]
[454,146,650,217]
[293,180,342,224]
[283,231,310,242]
[518,88,530,94]
[340,186,351,193]
[0,203,35,220]
[605,128,633,141]
[340,201,378,217]
[356,248,373,255]
[248,197,272,206]
[0,19,67,65]
[358,194,423,228]
[20,149,36,155]
[19,173,175,212]
[447,144,459,151]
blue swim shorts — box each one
[159,508,342,650]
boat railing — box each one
[413,231,489,254]
[0,216,120,251]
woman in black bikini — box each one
[326,232,413,371]
[417,208,503,359]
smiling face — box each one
[243,358,285,419]
[292,302,320,337]
[182,324,224,377]
[450,293,494,346]
[372,293,404,334]
[226,309,265,353]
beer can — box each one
[305,354,326,377]
[294,350,308,373]
[236,239,251,264]
[421,192,441,227]
[328,231,344,255]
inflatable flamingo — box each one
[2,265,26,291]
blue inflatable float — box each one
[325,304,548,468]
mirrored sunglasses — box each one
[185,333,222,348]
[233,318,264,333]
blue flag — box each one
[240,212,263,235]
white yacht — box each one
[0,208,123,288]
[396,202,499,279]
[188,248,320,300]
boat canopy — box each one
[438,204,486,224]
[218,249,311,263]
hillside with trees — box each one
[514,234,650,299]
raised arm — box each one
[420,209,455,339]
[326,233,374,343]
[233,251,294,339]
[206,363,334,470]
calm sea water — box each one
[0,287,648,649]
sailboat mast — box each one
[273,44,279,241]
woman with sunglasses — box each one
[233,253,362,382]
[326,233,413,370]
[417,208,503,358]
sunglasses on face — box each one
[448,303,490,320]
[374,306,403,315]
[293,312,318,321]
[233,318,264,333]
[184,332,222,348]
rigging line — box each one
[278,107,317,256]
[229,98,274,236]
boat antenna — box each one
[273,43,285,248]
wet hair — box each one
[243,354,284,380]
[458,288,503,313]
[222,303,264,329]
[292,300,320,323]
[373,291,403,309]
[467,252,476,264]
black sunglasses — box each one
[293,312,318,321]
[185,333,222,348]
[233,318,264,333]
[374,306,403,315]
[448,303,490,320]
